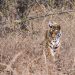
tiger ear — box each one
[48,21,53,28]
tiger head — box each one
[49,25,61,39]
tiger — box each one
[45,21,61,60]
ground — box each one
[0,3,75,75]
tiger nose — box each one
[52,33,55,38]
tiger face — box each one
[49,25,61,38]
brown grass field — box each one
[0,3,75,75]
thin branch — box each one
[27,10,75,20]
[0,51,23,75]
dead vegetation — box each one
[0,0,75,75]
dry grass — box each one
[0,3,75,75]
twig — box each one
[27,10,75,20]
